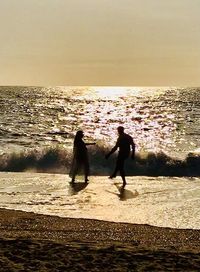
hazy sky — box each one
[0,0,200,86]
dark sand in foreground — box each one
[0,208,200,271]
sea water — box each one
[0,172,199,229]
[0,86,200,229]
[0,86,199,157]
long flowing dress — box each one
[69,138,90,180]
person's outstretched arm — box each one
[105,140,119,159]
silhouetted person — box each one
[105,126,135,187]
[70,130,95,183]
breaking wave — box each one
[0,145,200,177]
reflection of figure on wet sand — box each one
[106,183,139,201]
[69,182,88,195]
[115,184,139,201]
[70,130,95,183]
[105,126,135,187]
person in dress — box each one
[70,130,95,183]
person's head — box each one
[75,130,84,140]
[117,126,124,135]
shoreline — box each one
[1,172,200,230]
[1,207,200,250]
[0,208,200,270]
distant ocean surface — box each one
[0,86,200,229]
[1,86,200,154]
[0,86,199,176]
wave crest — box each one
[0,145,199,177]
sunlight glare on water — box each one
[78,87,177,154]
[0,86,199,158]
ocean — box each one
[0,86,200,229]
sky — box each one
[0,0,200,86]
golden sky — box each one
[0,0,200,86]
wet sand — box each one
[1,172,200,229]
[0,208,200,271]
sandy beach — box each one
[0,208,199,271]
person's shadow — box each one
[107,183,139,201]
[69,182,88,195]
[115,184,139,201]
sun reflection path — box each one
[78,87,177,153]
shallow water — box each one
[1,172,200,229]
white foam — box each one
[0,172,200,229]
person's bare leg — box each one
[109,156,120,179]
[121,175,126,187]
[119,158,126,187]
